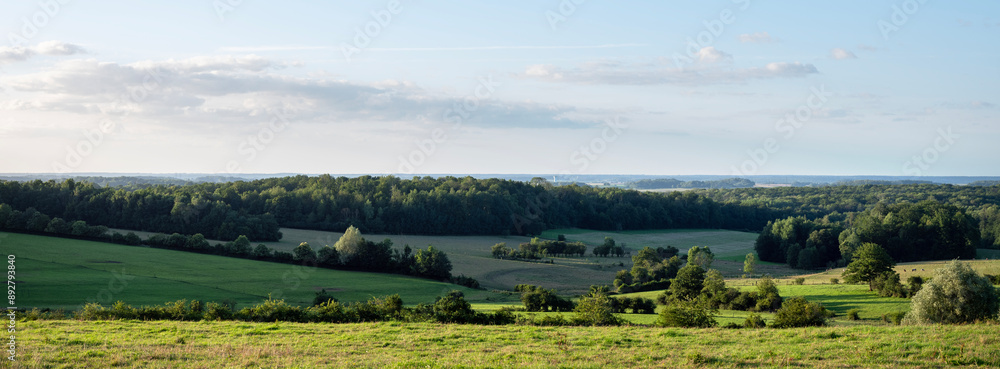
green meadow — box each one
[1,232,508,310]
[7,320,1000,368]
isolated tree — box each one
[231,235,252,256]
[334,225,363,259]
[743,253,757,277]
[686,246,714,269]
[842,243,895,290]
[904,260,1000,324]
[293,242,317,263]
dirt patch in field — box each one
[87,260,122,264]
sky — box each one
[0,0,997,177]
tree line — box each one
[0,203,462,284]
[0,176,787,241]
[756,200,980,269]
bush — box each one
[572,294,621,326]
[793,278,805,285]
[237,298,305,322]
[742,313,766,328]
[904,260,1000,324]
[771,297,828,328]
[76,303,111,320]
[656,301,716,328]
[305,300,348,323]
[846,309,860,320]
[204,302,234,321]
[830,278,839,285]
[534,314,570,326]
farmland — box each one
[113,227,787,294]
[2,232,507,310]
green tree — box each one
[904,260,1000,324]
[668,264,706,301]
[317,246,340,267]
[842,243,895,290]
[632,246,661,267]
[293,242,317,263]
[686,246,714,269]
[743,253,757,277]
[413,246,452,280]
[572,293,620,326]
[334,225,363,259]
[252,244,272,259]
[231,235,251,256]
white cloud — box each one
[0,41,87,63]
[0,54,599,129]
[738,32,773,43]
[520,56,818,86]
[830,48,857,60]
[696,47,732,64]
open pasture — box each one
[2,232,504,310]
[9,320,1000,368]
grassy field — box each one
[113,227,785,294]
[8,319,1000,368]
[1,232,509,310]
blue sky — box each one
[0,1,997,176]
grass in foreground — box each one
[7,320,1000,368]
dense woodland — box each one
[1,178,998,268]
[0,176,785,241]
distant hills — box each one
[1,173,999,188]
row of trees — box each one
[756,201,980,269]
[0,205,457,282]
[490,238,588,260]
[702,183,1000,249]
[0,176,786,241]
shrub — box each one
[846,309,860,321]
[237,298,305,322]
[656,301,716,328]
[534,314,569,326]
[771,297,828,328]
[204,302,234,321]
[830,278,839,285]
[904,260,1000,324]
[793,278,805,285]
[743,313,766,328]
[76,303,112,320]
[305,300,347,323]
[572,294,621,326]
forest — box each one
[0,177,998,256]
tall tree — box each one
[842,243,895,290]
[334,225,363,259]
[743,253,757,277]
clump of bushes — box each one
[793,278,805,285]
[770,297,829,328]
[846,309,860,320]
